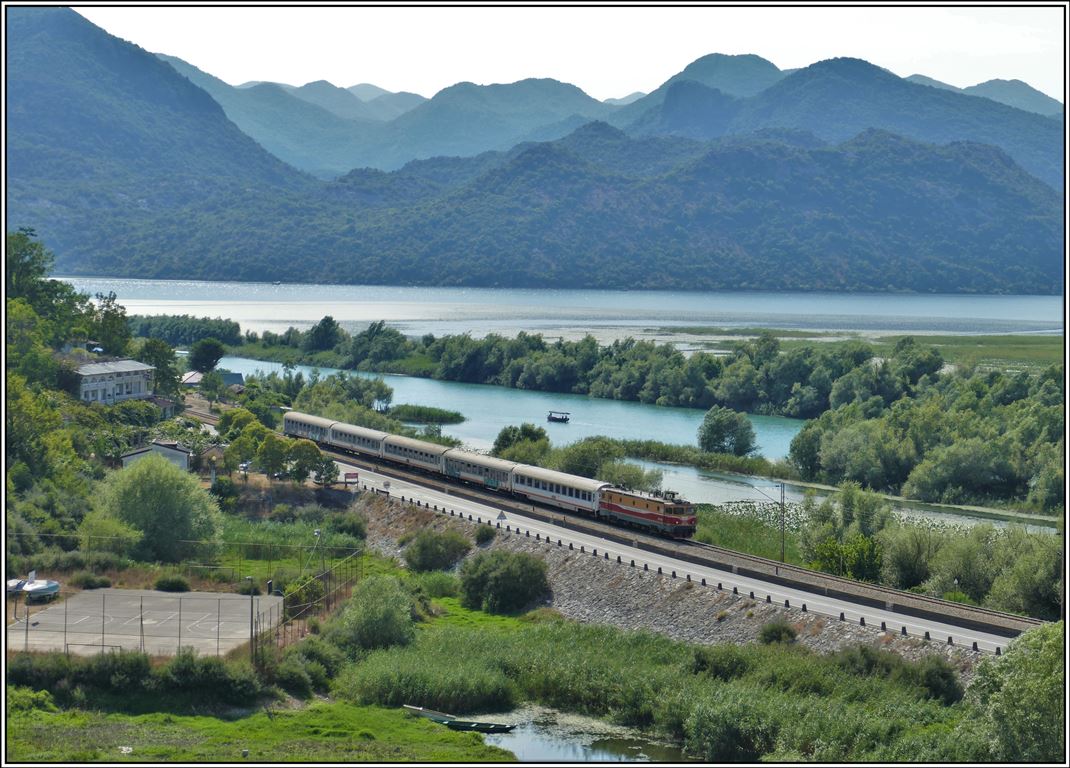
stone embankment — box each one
[357,493,983,681]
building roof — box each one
[76,360,155,376]
[181,371,203,386]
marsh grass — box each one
[5,699,513,763]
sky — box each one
[71,4,1065,102]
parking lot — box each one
[6,588,283,657]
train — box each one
[282,410,697,538]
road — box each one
[337,458,1017,655]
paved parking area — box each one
[6,588,283,657]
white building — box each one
[76,360,154,404]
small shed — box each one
[121,440,192,471]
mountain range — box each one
[6,7,1064,294]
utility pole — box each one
[780,482,786,564]
[247,577,255,663]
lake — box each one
[59,277,1063,343]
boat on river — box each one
[403,705,516,733]
[547,410,570,423]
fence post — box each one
[178,596,183,654]
[64,595,69,652]
[140,596,145,653]
[101,592,106,650]
[217,597,221,657]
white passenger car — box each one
[382,434,450,472]
[510,465,607,514]
[282,411,336,443]
[443,449,517,491]
[329,422,388,458]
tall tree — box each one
[99,453,221,562]
[697,405,757,456]
[90,291,131,357]
[135,338,180,397]
[189,337,226,373]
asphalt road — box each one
[339,459,1016,655]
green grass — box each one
[694,506,806,565]
[5,701,513,763]
[429,597,527,632]
[777,334,1062,371]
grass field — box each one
[5,700,513,763]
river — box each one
[217,356,1054,531]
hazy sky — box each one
[72,5,1065,101]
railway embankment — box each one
[359,492,985,682]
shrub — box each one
[155,575,190,592]
[685,692,778,762]
[330,575,415,653]
[6,653,73,692]
[895,655,963,705]
[6,686,58,715]
[459,551,549,614]
[327,510,366,539]
[284,577,326,620]
[474,525,496,545]
[416,571,460,598]
[158,649,260,704]
[403,530,471,572]
[691,645,751,680]
[237,580,262,596]
[834,644,903,678]
[289,636,345,679]
[209,477,240,512]
[74,651,152,691]
[307,617,321,634]
[758,619,796,644]
[275,656,313,699]
[69,571,111,589]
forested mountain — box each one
[287,79,382,120]
[630,58,1063,189]
[48,123,1062,293]
[604,91,646,106]
[6,7,313,257]
[608,53,785,128]
[963,79,1063,116]
[158,55,380,178]
[355,78,617,170]
[359,90,428,121]
[907,74,1062,116]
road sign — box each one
[344,472,359,484]
[497,511,507,521]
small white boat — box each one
[7,578,61,602]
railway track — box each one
[185,409,1044,640]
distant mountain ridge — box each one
[629,58,1061,188]
[907,74,1063,116]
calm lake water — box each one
[60,277,1063,341]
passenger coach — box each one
[443,449,517,491]
[283,411,336,443]
[511,465,606,514]
[330,422,388,458]
[383,435,450,472]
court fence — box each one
[6,549,363,662]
